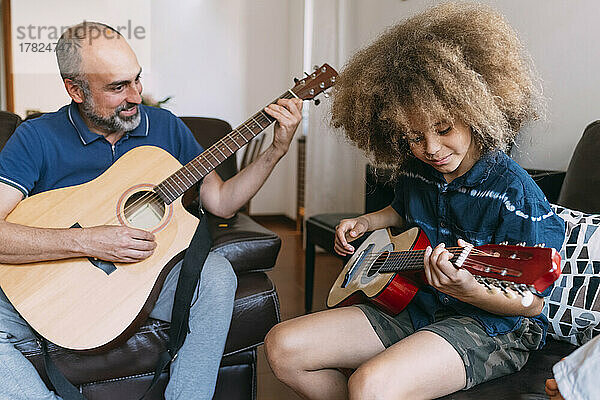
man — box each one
[0,22,302,399]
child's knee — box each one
[349,363,409,399]
[264,323,303,377]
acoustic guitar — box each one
[0,64,338,352]
[327,227,562,314]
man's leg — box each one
[0,288,62,400]
[150,252,237,400]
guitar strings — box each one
[110,110,275,223]
[358,248,509,274]
[111,91,295,222]
[97,95,294,228]
[357,247,489,263]
[359,257,521,281]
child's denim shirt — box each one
[391,150,565,346]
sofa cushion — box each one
[544,205,600,345]
[557,120,600,214]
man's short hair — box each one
[56,21,122,81]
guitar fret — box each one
[189,162,202,176]
[238,127,253,141]
[179,167,195,186]
[152,74,324,204]
[162,180,178,199]
[222,140,234,153]
[204,156,216,169]
[242,122,255,136]
[251,116,264,130]
[230,133,243,147]
[196,160,210,174]
[215,145,227,158]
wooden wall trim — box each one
[2,0,14,112]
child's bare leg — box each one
[348,330,466,399]
[265,307,385,400]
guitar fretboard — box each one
[155,91,297,204]
[376,249,465,273]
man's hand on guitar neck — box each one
[264,98,303,156]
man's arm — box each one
[0,182,156,264]
[200,98,303,218]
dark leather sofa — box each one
[0,112,281,399]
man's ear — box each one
[64,79,85,104]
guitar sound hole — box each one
[366,253,388,277]
[123,191,166,231]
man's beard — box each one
[80,96,141,134]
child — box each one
[265,3,566,399]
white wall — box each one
[145,0,303,216]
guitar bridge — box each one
[342,244,374,288]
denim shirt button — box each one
[440,221,446,228]
[442,296,450,304]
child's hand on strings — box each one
[334,216,370,256]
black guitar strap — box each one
[141,209,212,399]
[38,336,85,400]
[38,209,212,400]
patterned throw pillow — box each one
[544,205,600,345]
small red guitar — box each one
[327,227,561,314]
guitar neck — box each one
[376,248,465,273]
[154,90,297,204]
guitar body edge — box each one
[0,146,199,351]
[327,227,429,315]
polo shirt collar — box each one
[67,101,149,145]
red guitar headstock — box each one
[291,63,338,102]
[463,244,561,295]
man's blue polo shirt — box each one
[391,150,566,346]
[0,102,203,197]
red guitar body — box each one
[327,227,562,315]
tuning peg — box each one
[314,99,321,106]
[323,92,330,98]
[294,78,299,84]
[516,242,526,247]
[534,243,546,248]
[313,65,319,71]
[499,241,508,246]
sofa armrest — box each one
[182,188,281,274]
[208,213,281,274]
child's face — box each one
[405,116,479,183]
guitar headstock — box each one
[291,64,338,102]
[460,244,562,305]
